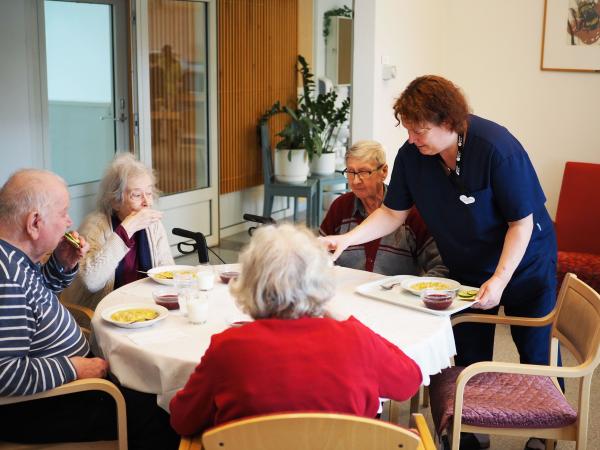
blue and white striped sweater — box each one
[0,240,89,396]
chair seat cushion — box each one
[557,251,600,293]
[429,367,577,434]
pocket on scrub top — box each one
[460,187,502,236]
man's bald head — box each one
[0,169,67,229]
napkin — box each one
[128,329,186,346]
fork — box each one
[380,281,403,291]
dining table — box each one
[91,264,457,411]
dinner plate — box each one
[101,303,169,329]
[147,265,197,286]
[400,276,461,296]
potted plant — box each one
[259,55,350,182]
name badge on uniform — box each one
[459,194,475,205]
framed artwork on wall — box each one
[541,0,600,72]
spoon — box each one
[380,281,403,291]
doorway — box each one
[42,0,129,225]
[41,0,219,250]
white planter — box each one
[274,149,309,183]
[309,152,336,175]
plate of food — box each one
[400,276,461,296]
[147,265,197,286]
[101,303,169,329]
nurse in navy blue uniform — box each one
[322,75,557,368]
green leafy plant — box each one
[323,5,353,45]
[259,55,350,161]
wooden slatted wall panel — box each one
[148,0,204,194]
[218,0,298,194]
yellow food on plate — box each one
[410,281,451,291]
[154,270,196,280]
[110,309,159,323]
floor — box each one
[176,227,600,450]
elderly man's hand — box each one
[121,208,163,237]
[54,231,89,271]
[70,356,109,379]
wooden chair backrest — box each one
[63,301,94,340]
[201,412,424,450]
[554,273,600,370]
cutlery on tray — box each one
[380,281,403,291]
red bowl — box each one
[152,289,180,310]
[219,271,239,284]
[422,293,453,310]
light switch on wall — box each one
[382,64,397,80]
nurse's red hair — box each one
[394,75,471,134]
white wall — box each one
[352,0,600,218]
[0,1,44,181]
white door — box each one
[40,0,129,226]
[133,0,219,251]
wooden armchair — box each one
[179,412,436,450]
[0,303,128,450]
[429,273,600,450]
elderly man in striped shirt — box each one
[0,169,178,449]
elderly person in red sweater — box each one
[169,224,422,437]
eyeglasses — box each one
[342,164,384,181]
[405,126,431,136]
[128,190,154,202]
[402,122,431,137]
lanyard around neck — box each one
[438,133,467,195]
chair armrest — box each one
[412,413,436,450]
[451,311,555,328]
[0,378,123,405]
[456,361,587,388]
[0,378,128,450]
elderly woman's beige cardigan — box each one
[62,211,174,310]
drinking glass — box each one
[196,264,216,291]
[187,291,209,324]
[174,271,196,316]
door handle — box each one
[100,114,127,122]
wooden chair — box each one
[259,122,319,228]
[62,301,94,337]
[555,161,600,292]
[428,273,600,450]
[179,412,435,450]
[0,303,128,450]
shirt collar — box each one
[352,184,388,218]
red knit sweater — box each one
[169,316,422,436]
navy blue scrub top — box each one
[384,115,557,290]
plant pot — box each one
[310,152,336,175]
[274,149,309,183]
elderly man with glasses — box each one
[320,140,447,277]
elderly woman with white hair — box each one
[320,140,447,277]
[63,153,173,309]
[169,224,422,437]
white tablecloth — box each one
[92,265,456,411]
